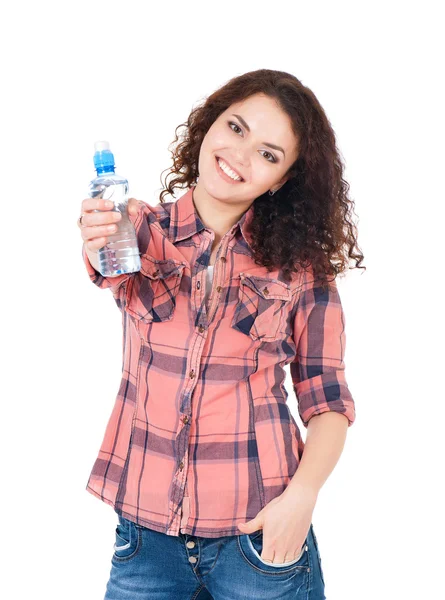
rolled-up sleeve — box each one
[82,202,151,296]
[290,267,356,428]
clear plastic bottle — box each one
[87,141,141,277]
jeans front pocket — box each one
[112,514,143,562]
[231,273,292,341]
[125,255,185,323]
[237,529,309,576]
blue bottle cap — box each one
[93,140,115,173]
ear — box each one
[272,175,291,193]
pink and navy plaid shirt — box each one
[82,187,356,538]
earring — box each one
[269,189,277,196]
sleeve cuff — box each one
[295,371,356,427]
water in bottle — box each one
[87,140,141,277]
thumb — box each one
[237,515,263,533]
[128,198,144,216]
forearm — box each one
[284,412,349,497]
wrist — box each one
[284,477,320,500]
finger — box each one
[81,222,119,242]
[260,552,274,563]
[81,210,122,228]
[128,198,145,215]
[260,545,275,563]
[294,543,306,560]
[82,197,115,213]
[281,544,305,563]
[85,236,108,252]
[280,541,306,563]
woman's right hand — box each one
[78,197,146,252]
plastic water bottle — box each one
[87,141,141,277]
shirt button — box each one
[198,325,205,333]
[216,286,222,293]
[197,281,201,289]
[263,287,269,296]
[179,461,184,471]
[186,540,195,549]
[189,370,195,379]
[182,415,189,424]
[220,256,226,263]
[189,556,197,564]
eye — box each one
[228,121,242,135]
[260,150,277,163]
[227,121,277,163]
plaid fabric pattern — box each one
[82,187,356,538]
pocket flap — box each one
[240,273,292,301]
[140,255,186,280]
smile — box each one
[215,156,244,183]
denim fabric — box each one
[104,514,326,599]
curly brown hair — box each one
[158,69,365,285]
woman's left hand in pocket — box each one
[237,484,318,563]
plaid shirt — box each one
[82,187,356,538]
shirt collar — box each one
[168,187,255,251]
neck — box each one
[191,184,252,245]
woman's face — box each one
[196,93,299,206]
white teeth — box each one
[217,158,242,181]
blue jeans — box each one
[104,514,326,599]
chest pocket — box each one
[125,254,186,323]
[231,273,292,341]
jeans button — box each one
[189,556,197,564]
[186,540,196,549]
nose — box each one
[232,150,248,169]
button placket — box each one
[184,536,200,565]
[171,235,228,536]
[206,245,227,324]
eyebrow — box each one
[232,114,286,157]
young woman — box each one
[78,69,365,600]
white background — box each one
[1,0,444,598]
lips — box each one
[216,156,244,181]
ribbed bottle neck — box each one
[96,167,115,176]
